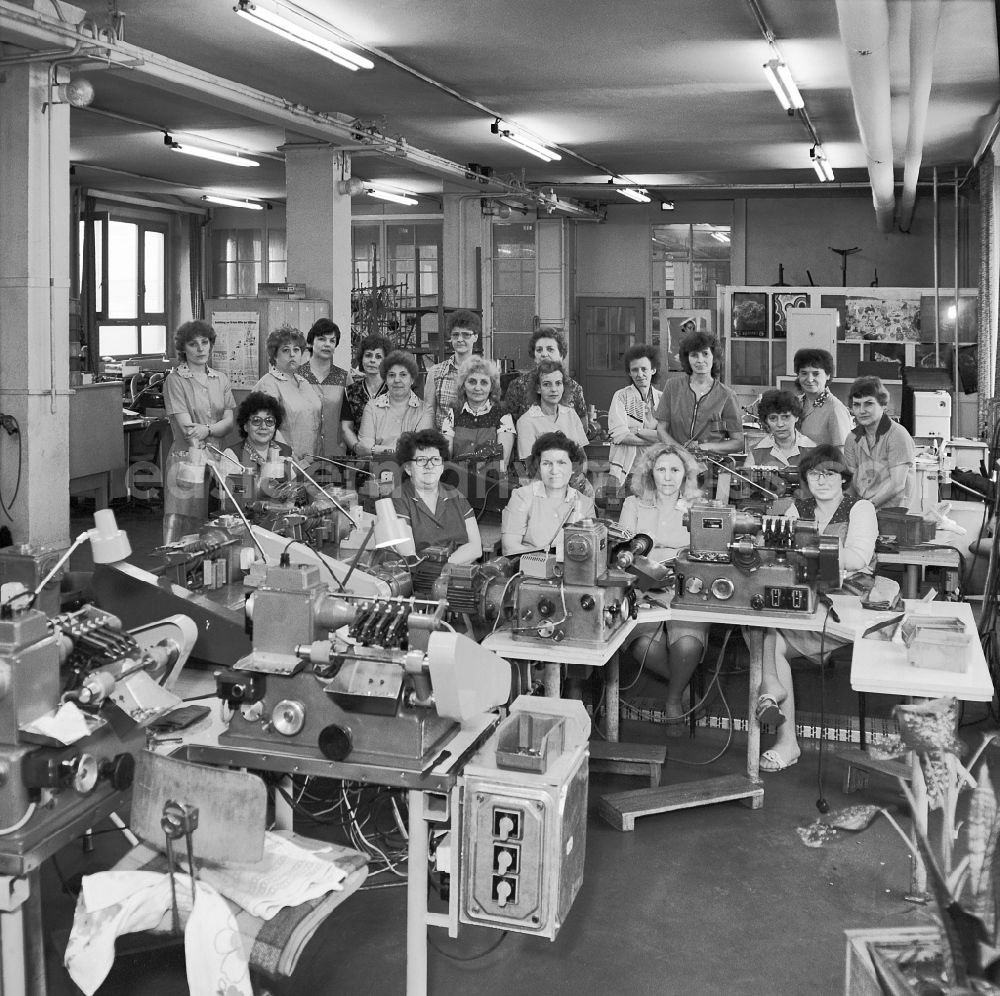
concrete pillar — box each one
[0,63,70,547]
[284,145,353,369]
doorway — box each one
[575,297,645,414]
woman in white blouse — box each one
[755,444,878,772]
[607,344,662,485]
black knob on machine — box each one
[579,594,595,611]
[318,725,352,762]
[537,598,555,617]
[750,593,765,610]
[99,752,136,791]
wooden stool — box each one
[589,740,666,786]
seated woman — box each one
[219,392,295,504]
[754,444,878,772]
[744,389,816,469]
[515,360,590,463]
[618,442,711,726]
[391,429,483,565]
[357,350,432,457]
[441,356,515,507]
[502,432,595,556]
[607,344,663,486]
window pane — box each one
[268,229,286,265]
[144,230,165,313]
[99,325,138,356]
[142,325,167,354]
[237,261,260,297]
[268,260,288,284]
[107,221,137,318]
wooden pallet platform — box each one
[598,773,764,832]
[837,747,911,794]
[588,740,666,787]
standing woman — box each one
[655,329,743,459]
[444,356,515,467]
[618,442,710,724]
[300,318,349,458]
[607,343,663,485]
[357,350,432,456]
[794,348,853,447]
[341,334,391,455]
[252,325,322,463]
[162,320,235,543]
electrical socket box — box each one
[459,698,589,940]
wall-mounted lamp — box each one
[810,144,835,182]
[491,119,561,163]
[52,76,95,108]
[336,176,366,197]
[762,59,804,113]
[201,195,265,210]
[167,134,259,167]
[481,199,513,219]
[234,0,374,71]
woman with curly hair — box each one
[251,324,322,462]
[219,392,293,502]
[443,355,515,466]
[357,350,432,456]
[744,388,816,468]
[607,343,663,485]
[618,442,711,727]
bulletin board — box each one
[210,311,260,388]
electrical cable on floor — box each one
[427,928,509,962]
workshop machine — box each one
[509,519,638,646]
[216,560,514,770]
[673,503,841,616]
[0,601,195,866]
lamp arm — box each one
[286,458,358,528]
[205,461,268,562]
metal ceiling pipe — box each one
[834,0,897,232]
[897,0,942,232]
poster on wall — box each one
[211,311,260,388]
[844,293,921,341]
[731,292,767,338]
[771,292,810,339]
[658,310,714,369]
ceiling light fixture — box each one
[710,231,731,244]
[167,135,259,167]
[810,144,835,182]
[491,120,561,163]
[617,187,651,203]
[234,0,374,71]
[365,184,419,206]
[202,195,265,210]
[762,59,804,113]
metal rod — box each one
[699,454,779,500]
[286,458,358,528]
[933,166,940,365]
[954,167,961,409]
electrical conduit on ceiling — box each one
[834,0,896,232]
[897,0,942,232]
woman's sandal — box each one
[754,694,785,727]
[759,749,800,772]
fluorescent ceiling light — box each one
[168,138,259,167]
[365,185,418,206]
[234,0,374,71]
[710,231,731,243]
[811,145,835,182]
[202,195,265,210]
[618,187,651,203]
[763,59,804,112]
[491,120,561,162]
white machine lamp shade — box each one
[373,498,415,555]
[88,509,132,564]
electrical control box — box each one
[459,699,589,940]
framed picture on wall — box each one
[844,293,921,341]
[771,292,810,339]
[731,292,767,338]
[658,309,713,370]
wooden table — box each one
[848,598,991,895]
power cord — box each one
[0,413,22,521]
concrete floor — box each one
[40,502,969,995]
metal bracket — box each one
[0,874,29,913]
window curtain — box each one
[189,213,204,320]
[79,195,98,375]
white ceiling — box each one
[2,0,998,212]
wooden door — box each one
[575,297,645,415]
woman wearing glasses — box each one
[219,392,294,502]
[391,429,483,564]
[754,444,877,772]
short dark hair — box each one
[354,333,393,368]
[848,375,890,407]
[380,349,419,382]
[446,310,481,335]
[624,343,661,380]
[793,348,835,376]
[798,443,852,491]
[173,320,215,361]
[397,428,449,466]
[236,391,285,439]
[758,389,803,422]
[306,317,341,348]
[528,431,582,477]
[266,324,306,365]
[531,359,566,399]
[679,329,721,377]
[529,326,567,359]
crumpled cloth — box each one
[64,870,253,996]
